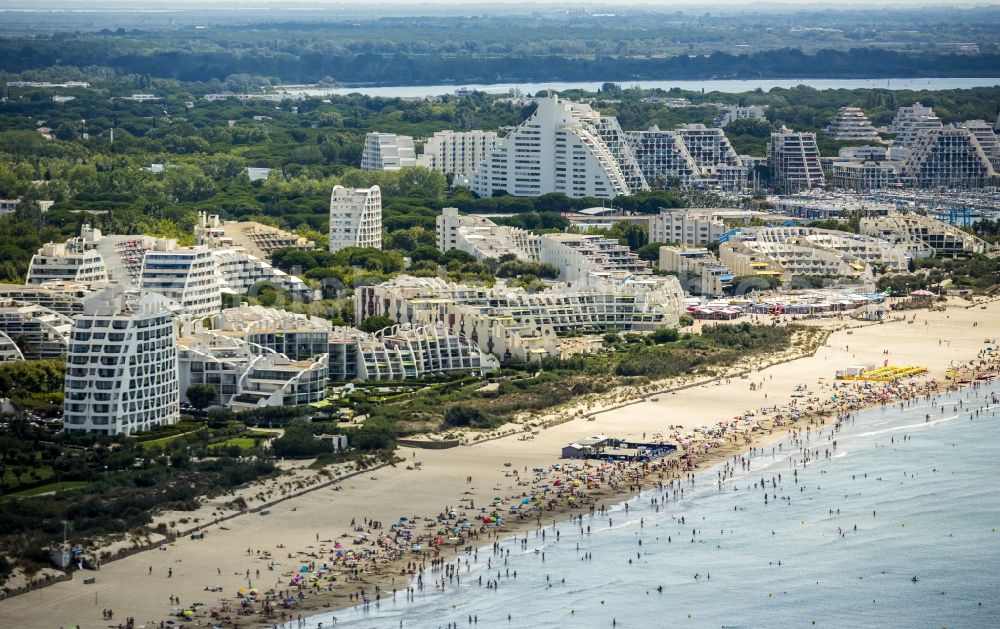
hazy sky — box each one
[3,0,999,6]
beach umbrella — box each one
[521,497,530,504]
[299,565,309,572]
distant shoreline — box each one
[280,77,1000,98]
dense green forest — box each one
[3,45,1000,86]
[2,6,1000,85]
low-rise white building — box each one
[832,161,898,191]
[195,212,315,259]
[177,332,328,410]
[63,288,181,435]
[712,105,767,128]
[649,208,729,246]
[356,275,685,363]
[0,300,72,359]
[328,321,499,381]
[211,249,312,302]
[749,226,909,272]
[436,207,648,286]
[658,247,734,297]
[207,303,331,361]
[860,214,992,257]
[0,281,100,317]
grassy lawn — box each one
[207,436,260,451]
[1,465,55,491]
[5,481,89,498]
[137,433,191,449]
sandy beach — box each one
[2,297,998,629]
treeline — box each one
[3,44,1000,85]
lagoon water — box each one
[287,78,1000,98]
[301,383,1000,628]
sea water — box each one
[300,383,1000,628]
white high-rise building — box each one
[626,126,700,188]
[889,103,943,162]
[626,125,746,191]
[63,288,180,435]
[470,95,643,199]
[889,103,939,133]
[768,128,825,192]
[329,185,382,252]
[416,130,498,180]
[898,126,998,189]
[361,132,416,171]
[823,107,881,142]
[957,120,1000,170]
[139,240,223,319]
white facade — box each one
[898,126,997,189]
[626,125,746,191]
[63,289,180,435]
[659,247,734,297]
[211,249,312,302]
[649,209,728,246]
[329,185,382,252]
[824,107,881,142]
[838,146,889,161]
[361,132,416,171]
[140,241,223,319]
[748,226,909,272]
[177,333,328,410]
[712,105,767,128]
[436,208,648,285]
[27,224,159,289]
[831,161,897,191]
[768,129,825,192]
[0,300,72,359]
[416,130,498,180]
[860,214,992,257]
[888,103,943,162]
[470,95,643,199]
[538,233,649,285]
[207,303,331,360]
[721,241,855,278]
[436,207,541,261]
[356,275,685,363]
[956,120,1000,170]
[0,281,98,317]
[626,126,700,188]
[27,241,109,285]
[328,322,499,382]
